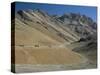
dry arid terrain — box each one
[12,9,97,73]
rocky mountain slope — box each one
[15,9,97,46]
[14,9,97,72]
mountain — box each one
[14,9,97,70]
[15,9,97,46]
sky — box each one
[15,2,97,22]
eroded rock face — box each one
[16,9,97,44]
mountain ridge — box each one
[15,9,97,45]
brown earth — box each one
[15,47,84,64]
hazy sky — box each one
[15,2,97,22]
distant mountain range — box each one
[15,9,97,46]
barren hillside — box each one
[13,9,97,72]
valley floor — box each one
[13,46,97,73]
